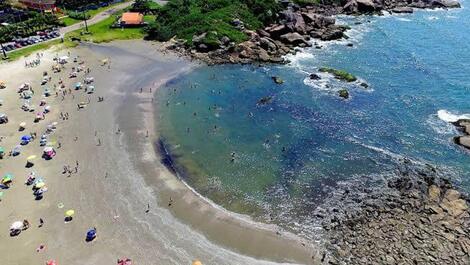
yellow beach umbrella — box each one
[27,155,37,161]
[192,261,203,265]
[65,209,75,217]
[35,182,45,189]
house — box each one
[19,0,56,11]
[119,12,144,27]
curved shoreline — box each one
[115,52,318,263]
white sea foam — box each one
[427,16,439,20]
[395,17,412,22]
[427,113,457,135]
[437,109,470,123]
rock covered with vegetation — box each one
[319,67,357,82]
[144,0,460,64]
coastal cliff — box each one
[153,0,461,64]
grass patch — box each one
[61,16,81,26]
[65,14,154,43]
[319,67,357,82]
[60,0,132,27]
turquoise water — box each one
[156,5,470,236]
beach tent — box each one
[10,221,24,230]
[75,82,82,89]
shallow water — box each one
[156,4,470,238]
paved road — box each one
[4,1,134,54]
[59,1,134,35]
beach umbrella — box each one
[34,182,45,189]
[27,155,37,161]
[192,261,203,265]
[46,260,57,265]
[65,209,75,217]
[21,135,32,141]
[0,147,4,153]
[2,173,13,182]
[43,147,53,153]
[10,221,23,230]
[19,122,26,128]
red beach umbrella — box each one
[46,260,57,265]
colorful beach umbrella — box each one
[3,173,13,182]
[35,182,45,189]
[65,209,75,217]
[43,147,53,152]
[46,260,57,265]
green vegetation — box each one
[65,13,155,43]
[60,1,131,26]
[145,0,281,48]
[319,67,357,82]
[131,0,160,14]
[338,88,349,99]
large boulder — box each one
[260,37,277,52]
[432,0,461,8]
[280,32,309,46]
[266,24,290,39]
[343,0,377,13]
[302,13,335,29]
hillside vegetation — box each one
[145,0,281,47]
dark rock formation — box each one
[318,162,470,264]
[338,89,349,99]
[452,119,470,150]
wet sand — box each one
[0,41,317,264]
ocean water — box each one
[156,4,470,238]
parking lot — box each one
[1,29,61,53]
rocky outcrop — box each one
[167,0,460,64]
[318,162,470,264]
[452,119,470,150]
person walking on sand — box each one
[145,203,150,213]
[39,218,44,228]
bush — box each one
[68,11,91,20]
[145,0,280,48]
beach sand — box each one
[0,41,317,265]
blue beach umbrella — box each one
[21,135,32,141]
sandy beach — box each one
[0,41,317,265]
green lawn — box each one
[65,14,155,43]
[61,16,81,26]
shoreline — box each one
[115,45,318,263]
[0,41,315,264]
